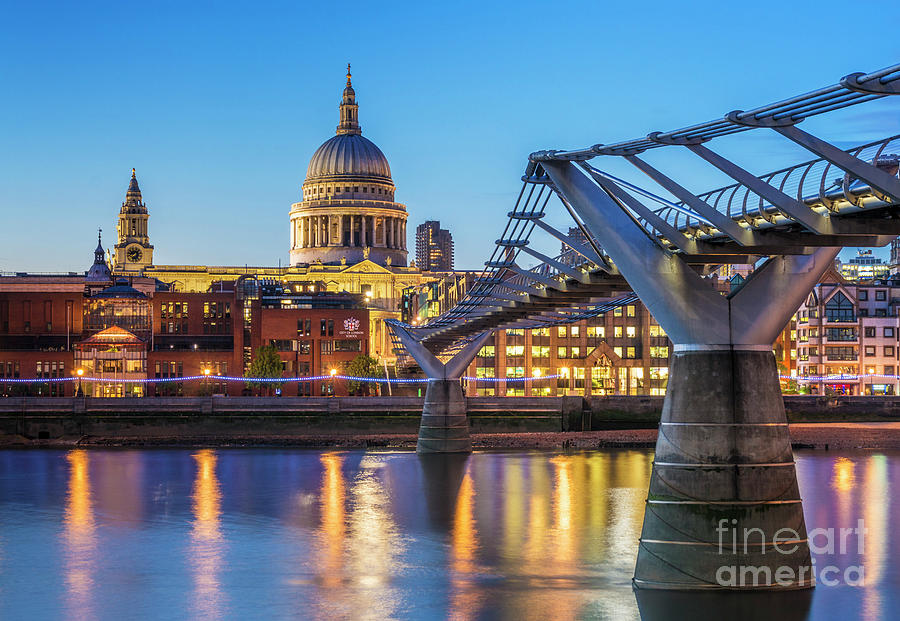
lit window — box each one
[626,326,636,338]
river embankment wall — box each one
[0,395,897,441]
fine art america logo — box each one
[714,519,867,588]
[343,317,360,332]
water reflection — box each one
[318,452,346,588]
[345,455,405,620]
[450,469,480,620]
[190,449,225,619]
[63,450,96,621]
[861,455,888,621]
[1,448,896,620]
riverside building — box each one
[796,265,900,395]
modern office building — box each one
[838,249,891,281]
[465,304,672,397]
[415,221,454,272]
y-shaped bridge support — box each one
[389,325,493,453]
[543,160,838,590]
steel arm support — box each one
[388,322,493,380]
[728,247,840,345]
[541,160,731,345]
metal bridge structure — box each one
[389,63,900,590]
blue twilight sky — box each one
[1,0,899,272]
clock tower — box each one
[114,169,154,272]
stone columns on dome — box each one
[361,215,368,248]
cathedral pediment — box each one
[341,259,392,274]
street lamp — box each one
[76,368,84,397]
[329,368,337,397]
[202,367,211,396]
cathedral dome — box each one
[289,65,409,268]
[306,133,392,181]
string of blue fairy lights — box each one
[1,373,895,384]
[780,374,900,382]
[0,374,566,385]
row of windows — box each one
[801,326,897,339]
[801,346,897,358]
[502,322,665,340]
[473,366,669,392]
[305,185,391,198]
[270,339,362,355]
[0,300,78,334]
[858,290,888,301]
[1,361,20,378]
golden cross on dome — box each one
[346,63,352,87]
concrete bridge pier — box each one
[542,159,841,590]
[388,326,492,453]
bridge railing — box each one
[652,136,900,236]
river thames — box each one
[0,448,896,620]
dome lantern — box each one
[337,63,361,136]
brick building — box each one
[0,242,371,397]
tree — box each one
[245,345,284,396]
[343,354,382,396]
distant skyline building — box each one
[415,221,454,271]
[839,249,891,281]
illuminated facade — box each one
[113,170,154,272]
[465,305,672,397]
[415,221,454,271]
[796,266,900,395]
[0,241,373,397]
[839,249,890,282]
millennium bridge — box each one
[388,63,900,591]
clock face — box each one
[127,246,143,262]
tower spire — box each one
[337,63,361,136]
[126,168,142,201]
[93,227,106,264]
